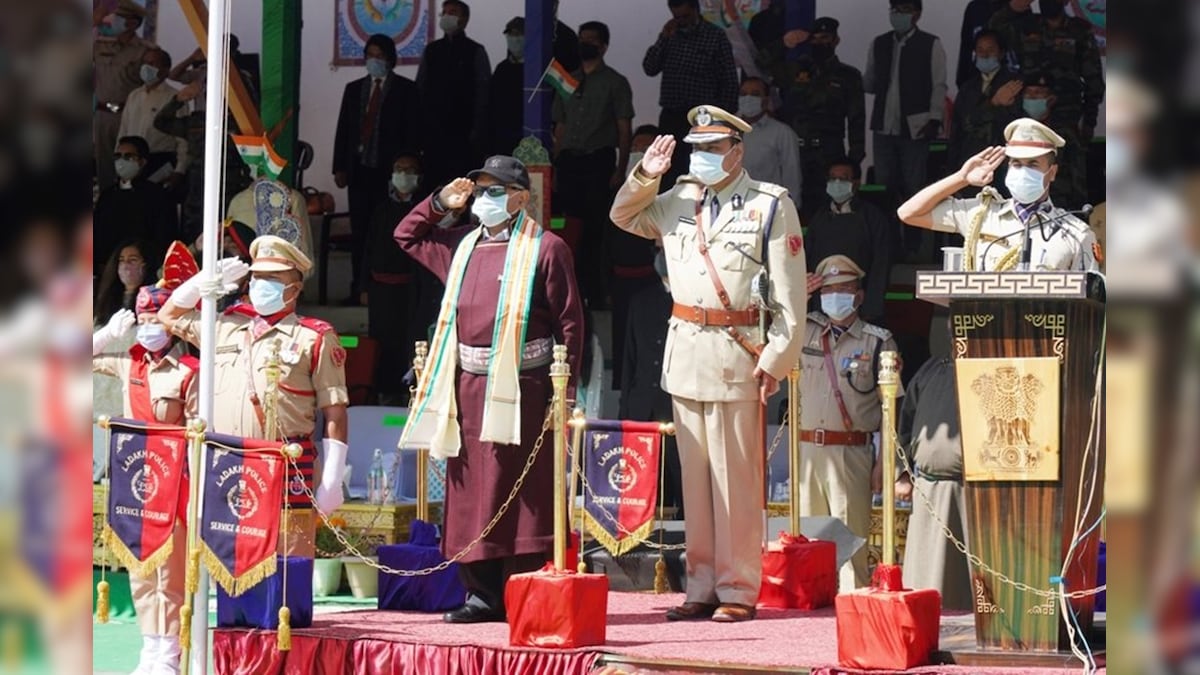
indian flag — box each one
[232,133,287,181]
[545,58,578,99]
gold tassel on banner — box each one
[95,415,112,622]
[653,558,668,594]
[277,442,302,653]
[178,605,192,652]
[95,580,111,624]
[277,607,291,651]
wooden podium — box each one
[916,271,1105,666]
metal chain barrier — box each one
[291,405,555,577]
[888,425,1105,600]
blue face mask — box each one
[249,278,290,316]
[1022,97,1050,119]
[689,150,730,185]
[820,292,857,320]
[139,64,160,84]
[737,95,764,119]
[889,11,914,33]
[101,14,127,36]
[136,323,171,352]
[1004,164,1048,205]
[365,57,389,79]
[975,56,1000,74]
[471,192,513,227]
[826,179,854,204]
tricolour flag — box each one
[103,420,189,577]
[199,432,286,597]
[232,133,287,181]
[545,58,579,99]
[581,420,663,556]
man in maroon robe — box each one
[394,155,584,623]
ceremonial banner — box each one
[200,433,286,597]
[581,420,662,556]
[103,420,189,577]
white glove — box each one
[170,257,251,309]
[315,438,349,513]
[92,308,135,355]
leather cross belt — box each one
[672,303,760,327]
[800,429,871,447]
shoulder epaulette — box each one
[808,311,830,326]
[749,181,788,199]
[178,355,200,372]
[862,323,893,341]
[298,316,336,335]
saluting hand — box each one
[439,177,474,211]
[639,135,675,179]
[958,146,1007,188]
[990,80,1023,107]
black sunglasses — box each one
[472,185,513,199]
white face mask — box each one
[365,57,390,79]
[114,158,141,181]
[392,171,419,194]
[826,179,854,204]
[820,292,856,320]
[1004,164,1048,205]
[471,192,513,227]
[439,14,461,34]
[248,278,291,316]
[136,323,171,352]
[737,94,764,119]
[689,150,730,185]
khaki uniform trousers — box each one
[131,528,187,636]
[798,441,873,591]
[672,396,763,607]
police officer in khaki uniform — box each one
[610,105,806,623]
[897,117,1098,272]
[158,236,350,558]
[799,254,901,591]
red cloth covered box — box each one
[506,564,608,649]
[835,565,941,670]
[758,531,837,610]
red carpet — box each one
[212,592,1101,674]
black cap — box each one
[1023,71,1056,89]
[504,17,524,34]
[812,17,839,36]
[890,0,922,9]
[468,155,531,189]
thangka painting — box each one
[334,0,435,67]
[956,357,1061,482]
[699,0,765,28]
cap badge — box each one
[696,107,712,126]
[828,266,840,276]
[259,247,277,258]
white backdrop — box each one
[151,1,1083,201]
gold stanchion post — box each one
[787,366,802,535]
[550,346,570,571]
[877,351,901,566]
[568,409,586,572]
[412,341,429,521]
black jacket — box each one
[333,72,419,174]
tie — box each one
[360,79,382,148]
[709,195,720,225]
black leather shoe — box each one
[665,602,718,621]
[442,604,505,624]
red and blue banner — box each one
[199,432,286,597]
[103,419,188,577]
[581,420,662,556]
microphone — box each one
[980,206,1094,271]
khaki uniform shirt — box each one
[610,168,807,402]
[93,343,197,425]
[170,309,349,439]
[94,35,151,106]
[931,187,1098,271]
[799,312,902,436]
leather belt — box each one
[800,429,871,447]
[459,336,554,375]
[672,303,760,327]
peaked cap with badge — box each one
[249,234,314,277]
[1003,117,1066,159]
[684,105,753,144]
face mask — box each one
[628,151,645,172]
[365,57,389,79]
[738,95,764,119]
[689,150,730,185]
[821,292,857,320]
[392,171,419,194]
[249,278,291,316]
[826,179,854,204]
[114,157,141,180]
[579,42,602,61]
[439,14,461,34]
[471,192,513,227]
[118,262,144,286]
[1106,136,1133,183]
[811,44,835,62]
[104,14,127,35]
[136,323,171,352]
[1022,97,1050,119]
[139,64,160,84]
[975,56,1000,74]
[506,35,525,58]
[889,12,914,33]
[1005,164,1048,204]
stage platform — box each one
[212,591,1103,674]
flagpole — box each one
[526,59,553,103]
[190,0,232,671]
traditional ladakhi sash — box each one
[400,212,544,459]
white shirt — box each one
[741,115,802,210]
[116,82,189,175]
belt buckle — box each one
[814,429,826,446]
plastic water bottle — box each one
[367,449,386,504]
